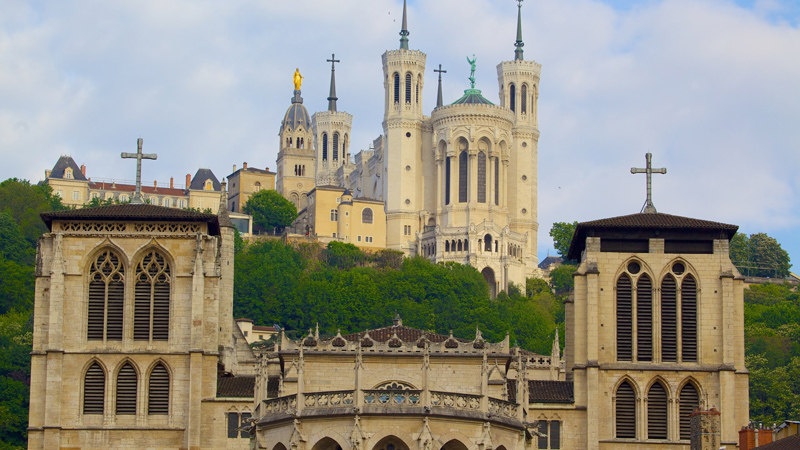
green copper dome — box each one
[451,89,494,105]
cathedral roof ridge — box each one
[41,204,221,231]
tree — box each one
[549,221,578,262]
[0,178,65,247]
[729,232,792,278]
[526,277,550,297]
[549,264,576,295]
[243,190,298,232]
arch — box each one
[678,379,702,440]
[255,181,262,191]
[444,153,452,205]
[132,247,172,341]
[273,444,289,450]
[83,360,106,415]
[115,360,139,415]
[440,439,470,450]
[509,83,516,112]
[445,241,450,253]
[148,361,170,415]
[457,240,463,252]
[458,150,468,203]
[416,74,421,104]
[333,132,340,161]
[405,72,412,103]
[647,380,668,439]
[322,133,329,161]
[521,84,528,114]
[370,434,412,450]
[636,273,653,362]
[393,73,401,104]
[484,234,492,252]
[615,378,637,439]
[477,151,487,203]
[86,246,126,341]
[362,208,374,224]
[482,267,496,299]
[372,380,418,390]
[310,437,344,450]
[681,274,698,362]
[616,273,633,361]
[661,274,678,362]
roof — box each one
[253,325,277,332]
[451,88,495,105]
[227,166,276,178]
[538,255,562,270]
[41,204,221,234]
[753,434,800,450]
[216,375,255,398]
[88,181,186,197]
[281,91,312,132]
[566,212,739,260]
[267,375,280,398]
[528,380,574,403]
[235,318,254,323]
[189,168,221,191]
[49,156,88,181]
[341,325,471,344]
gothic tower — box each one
[276,82,316,211]
[382,0,430,252]
[312,55,354,187]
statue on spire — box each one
[467,54,477,89]
[293,68,304,91]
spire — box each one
[514,0,525,61]
[326,54,340,112]
[399,0,410,50]
[434,64,447,108]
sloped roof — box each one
[267,375,280,398]
[528,380,574,403]
[41,204,221,234]
[49,156,88,181]
[538,255,562,270]
[753,434,800,450]
[189,168,221,191]
[216,375,255,398]
[452,88,494,105]
[341,325,471,344]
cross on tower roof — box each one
[630,152,666,213]
[434,64,447,107]
[121,138,157,204]
[326,53,340,112]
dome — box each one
[451,88,494,105]
[281,91,312,132]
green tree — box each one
[730,232,792,278]
[549,264,576,295]
[0,213,34,266]
[526,277,550,297]
[0,178,64,247]
[324,241,366,270]
[242,190,298,232]
[549,221,578,262]
[0,310,32,448]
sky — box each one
[1,0,799,267]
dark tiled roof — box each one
[281,91,312,132]
[267,375,280,398]
[538,255,563,270]
[189,168,221,191]
[528,380,574,403]
[253,326,277,332]
[49,156,88,181]
[216,375,255,398]
[341,325,471,344]
[753,434,800,450]
[41,204,220,233]
[566,212,738,260]
[88,181,186,196]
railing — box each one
[303,390,354,408]
[363,389,421,406]
[262,394,297,415]
[488,397,518,420]
[430,391,482,413]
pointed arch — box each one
[509,83,516,112]
[682,274,698,362]
[679,379,701,440]
[369,433,412,450]
[393,73,401,104]
[147,360,170,415]
[322,132,329,161]
[115,360,139,415]
[87,247,126,341]
[661,274,678,362]
[616,273,633,361]
[441,439,470,450]
[636,273,653,362]
[615,378,637,439]
[647,379,668,439]
[405,72,412,104]
[132,247,172,341]
[83,360,106,415]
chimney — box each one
[758,428,773,446]
[154,180,157,191]
[243,162,248,170]
[80,164,86,177]
[186,174,191,188]
[170,177,174,189]
[690,408,721,450]
[740,427,756,450]
[233,164,237,172]
[266,167,270,172]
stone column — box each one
[690,408,721,450]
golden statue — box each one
[293,68,304,90]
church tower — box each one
[496,0,540,261]
[382,0,429,253]
[312,55,354,187]
[276,74,316,211]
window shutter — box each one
[616,381,636,439]
[152,274,170,341]
[617,275,633,361]
[477,151,486,203]
[83,362,105,415]
[88,250,124,341]
[647,382,668,439]
[134,251,170,341]
[679,383,700,440]
[240,412,251,438]
[405,73,412,103]
[148,363,169,415]
[637,274,653,362]
[227,412,239,438]
[681,275,698,362]
[134,280,151,340]
[458,152,468,203]
[661,275,678,362]
[87,279,105,340]
[116,363,137,415]
[550,421,561,449]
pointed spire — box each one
[434,64,447,108]
[326,54,340,111]
[399,0,410,50]
[514,0,525,61]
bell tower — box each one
[276,71,316,211]
[312,54,354,187]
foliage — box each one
[325,241,367,270]
[0,213,34,267]
[243,190,297,232]
[526,277,550,297]
[549,264,576,295]
[85,196,131,207]
[730,232,792,278]
[0,178,64,247]
[0,310,32,448]
[549,221,578,262]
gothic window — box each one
[494,158,499,205]
[509,83,516,112]
[537,421,561,449]
[637,274,653,362]
[254,181,261,192]
[88,249,125,341]
[333,133,339,160]
[679,382,700,440]
[405,73,412,103]
[445,157,451,205]
[521,84,528,114]
[393,73,400,104]
[477,151,486,203]
[615,381,636,439]
[374,381,416,390]
[227,411,251,438]
[445,241,450,252]
[616,274,633,361]
[148,363,169,415]
[133,250,171,341]
[343,134,348,159]
[661,275,678,362]
[681,275,698,362]
[362,208,373,224]
[458,151,467,203]
[83,362,105,415]
[116,362,137,415]
[647,382,668,440]
[322,133,328,161]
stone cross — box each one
[121,138,157,204]
[630,152,666,213]
[327,53,340,71]
[434,64,447,80]
[435,64,447,107]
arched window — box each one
[163,198,171,208]
[457,240,462,252]
[617,274,633,361]
[477,151,487,203]
[661,275,678,362]
[679,383,700,440]
[681,275,698,362]
[616,381,636,439]
[148,363,169,415]
[637,274,653,362]
[494,158,499,205]
[362,208,373,224]
[484,234,492,252]
[458,151,468,203]
[647,382,668,439]
[83,362,105,415]
[393,73,400,104]
[254,181,261,192]
[134,250,171,341]
[333,133,339,160]
[405,73,412,103]
[343,134,348,160]
[445,157,451,205]
[322,133,328,161]
[521,84,528,114]
[116,362,137,415]
[445,241,450,252]
[204,180,213,191]
[509,83,516,112]
[88,249,124,341]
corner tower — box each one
[276,72,316,211]
[312,54,354,187]
[382,0,429,253]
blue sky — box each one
[1,0,798,270]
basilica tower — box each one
[312,55,354,187]
[276,72,316,211]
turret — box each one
[313,54,354,187]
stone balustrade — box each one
[363,389,421,406]
[303,390,354,408]
[488,397,519,420]
[262,394,297,415]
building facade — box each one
[226,162,277,213]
